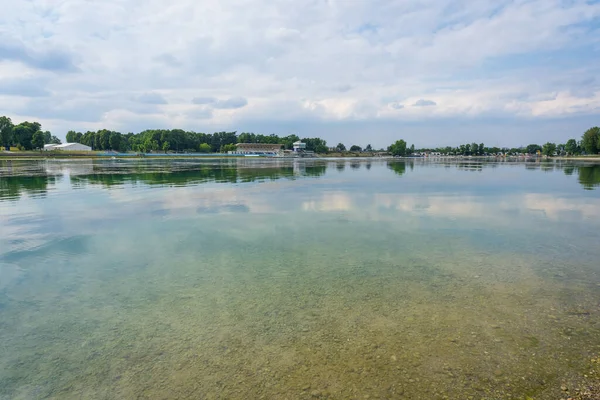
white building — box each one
[51,143,92,151]
[293,141,306,152]
[43,144,59,150]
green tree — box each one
[565,139,579,155]
[526,144,542,155]
[471,143,479,156]
[221,143,237,153]
[350,145,362,152]
[109,132,122,151]
[388,139,407,156]
[50,136,62,144]
[581,127,600,154]
[365,144,373,152]
[13,121,41,150]
[31,130,45,149]
[198,143,211,153]
[302,137,328,153]
[162,141,170,153]
[66,130,77,143]
[42,131,52,144]
[542,142,557,157]
[336,143,346,152]
[479,143,485,155]
[0,116,14,149]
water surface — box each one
[1,158,600,399]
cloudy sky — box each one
[1,0,599,147]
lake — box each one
[1,158,600,399]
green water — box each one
[1,158,600,399]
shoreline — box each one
[1,152,600,162]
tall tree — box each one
[350,145,362,152]
[31,131,45,149]
[336,143,346,152]
[581,127,600,154]
[50,136,62,144]
[13,121,41,150]
[43,131,52,144]
[109,132,122,151]
[66,130,77,143]
[388,140,407,156]
[0,116,13,149]
[365,144,373,152]
[526,144,542,155]
[542,142,557,157]
[565,139,579,155]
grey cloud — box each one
[0,38,78,72]
[18,99,110,122]
[413,99,437,107]
[154,53,182,67]
[213,97,248,109]
[136,92,168,104]
[333,84,353,93]
[388,102,404,109]
[186,107,213,119]
[0,79,51,97]
[192,97,217,105]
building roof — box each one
[236,143,283,150]
[54,143,91,149]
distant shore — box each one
[1,151,600,162]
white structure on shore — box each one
[229,143,283,156]
[293,141,306,152]
[44,143,92,151]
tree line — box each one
[386,127,600,157]
[0,117,61,150]
[1,115,599,156]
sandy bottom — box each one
[1,212,599,400]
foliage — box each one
[198,143,211,153]
[525,144,542,154]
[565,139,579,155]
[365,144,372,152]
[582,127,600,155]
[301,137,328,153]
[0,116,13,148]
[66,130,77,143]
[336,143,346,152]
[13,121,41,150]
[31,131,45,149]
[349,145,362,152]
[43,131,52,144]
[542,142,557,157]
[221,144,237,153]
[388,140,407,156]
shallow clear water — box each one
[1,158,600,399]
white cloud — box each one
[1,0,599,143]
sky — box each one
[1,0,599,148]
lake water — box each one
[1,158,600,399]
